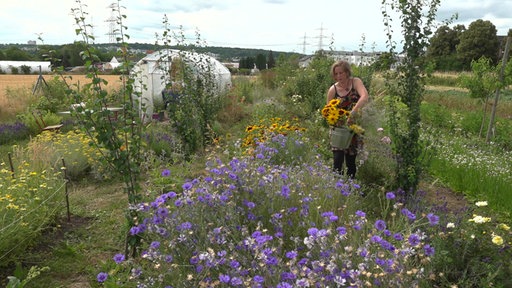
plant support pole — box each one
[62,158,71,222]
[486,36,511,142]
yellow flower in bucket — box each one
[321,99,351,126]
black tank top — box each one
[333,78,360,111]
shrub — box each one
[24,130,106,180]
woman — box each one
[326,60,369,178]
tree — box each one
[267,50,276,69]
[382,0,440,196]
[458,57,500,137]
[4,46,33,61]
[239,56,255,70]
[372,52,396,71]
[427,24,466,70]
[428,25,461,56]
[255,53,266,70]
[457,19,499,69]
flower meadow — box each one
[97,132,451,288]
[421,125,512,212]
[0,159,65,266]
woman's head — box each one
[331,60,352,79]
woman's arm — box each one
[326,85,335,104]
[351,77,369,113]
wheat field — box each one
[0,74,124,121]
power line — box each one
[298,33,311,54]
[313,23,329,51]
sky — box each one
[1,0,511,55]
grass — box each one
[9,180,127,287]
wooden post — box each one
[8,152,15,179]
[486,36,511,143]
[61,158,71,222]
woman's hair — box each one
[331,60,352,78]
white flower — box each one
[469,215,491,224]
[475,201,488,207]
[446,222,455,228]
[377,127,384,132]
[380,136,391,144]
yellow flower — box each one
[492,235,504,245]
[498,223,510,231]
[349,124,365,135]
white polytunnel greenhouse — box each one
[131,49,232,121]
[0,61,51,74]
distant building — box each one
[299,50,405,69]
[27,40,37,45]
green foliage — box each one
[458,56,501,137]
[459,57,499,101]
[281,53,333,117]
[19,65,32,75]
[6,265,50,288]
[457,19,500,69]
[16,110,62,136]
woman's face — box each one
[333,66,347,82]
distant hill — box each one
[0,42,304,62]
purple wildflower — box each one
[401,208,416,220]
[254,275,264,283]
[156,207,169,218]
[355,210,366,218]
[307,227,319,236]
[408,234,421,246]
[129,226,141,235]
[150,241,160,249]
[182,182,193,190]
[386,192,396,199]
[230,260,240,269]
[393,233,403,241]
[375,219,386,231]
[219,274,230,283]
[161,169,171,177]
[424,244,435,256]
[113,253,125,264]
[427,213,439,225]
[230,277,243,286]
[371,235,383,243]
[337,226,347,235]
[281,185,290,198]
[285,250,298,259]
[97,272,108,283]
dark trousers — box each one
[333,150,357,178]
